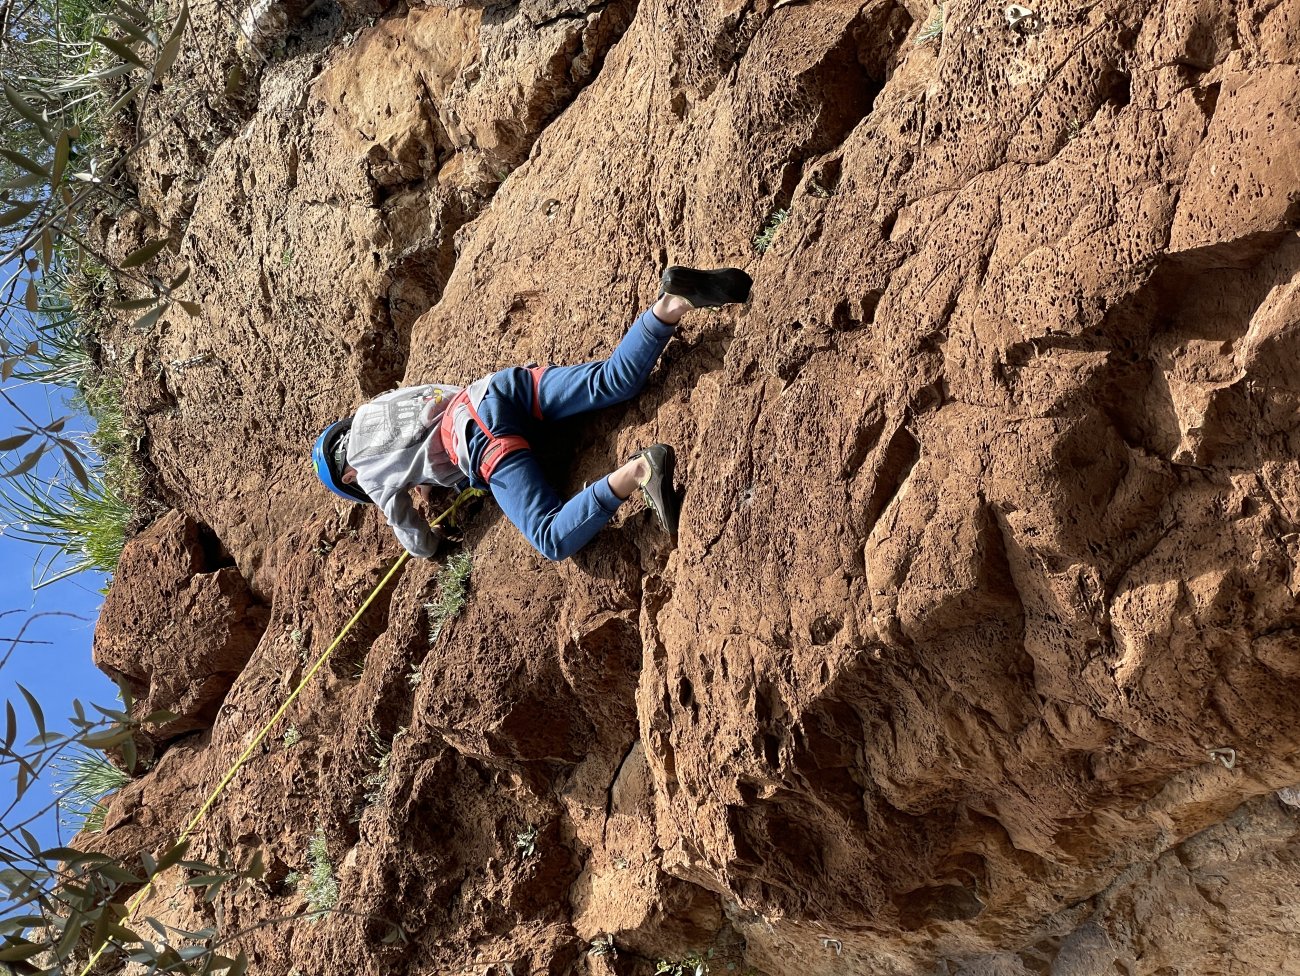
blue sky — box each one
[0,377,119,853]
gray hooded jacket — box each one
[346,383,467,557]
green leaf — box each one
[225,950,250,976]
[15,685,44,739]
[0,149,48,178]
[105,12,153,42]
[94,34,146,68]
[113,0,151,22]
[60,444,90,489]
[0,940,44,962]
[82,727,133,750]
[91,702,131,722]
[4,172,48,191]
[132,304,166,332]
[106,921,142,946]
[3,84,49,131]
[0,916,45,933]
[3,701,15,750]
[116,676,136,711]
[99,863,142,885]
[0,200,39,228]
[89,901,112,951]
[141,708,179,723]
[56,912,85,957]
[14,755,36,801]
[0,432,32,453]
[185,873,226,887]
[121,733,137,773]
[51,132,71,188]
[60,849,115,867]
[141,851,157,876]
[121,237,169,269]
[154,3,190,80]
[156,839,190,873]
[2,444,44,477]
[106,82,145,119]
[39,846,86,861]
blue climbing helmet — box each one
[312,418,371,503]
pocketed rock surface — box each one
[84,0,1300,973]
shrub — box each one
[361,725,400,807]
[52,746,130,833]
[303,828,338,918]
[0,353,145,585]
[0,460,137,583]
[752,209,790,254]
[657,951,713,976]
[916,7,944,44]
[426,550,472,644]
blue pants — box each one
[465,308,676,560]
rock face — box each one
[92,511,268,743]
[87,0,1300,972]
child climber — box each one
[312,266,752,561]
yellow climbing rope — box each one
[77,488,484,976]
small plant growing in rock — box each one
[656,950,713,976]
[361,724,403,808]
[589,934,617,958]
[52,747,131,833]
[302,828,338,918]
[916,6,944,44]
[282,724,301,748]
[426,549,473,645]
[515,824,539,860]
[752,208,790,254]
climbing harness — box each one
[440,365,548,482]
[76,490,480,976]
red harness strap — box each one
[439,366,548,481]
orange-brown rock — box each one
[88,0,1300,972]
[92,511,268,743]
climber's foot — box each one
[659,266,752,308]
[631,443,679,536]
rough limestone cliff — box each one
[84,0,1300,972]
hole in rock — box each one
[1100,68,1131,109]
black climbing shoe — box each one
[659,266,752,308]
[632,443,680,536]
